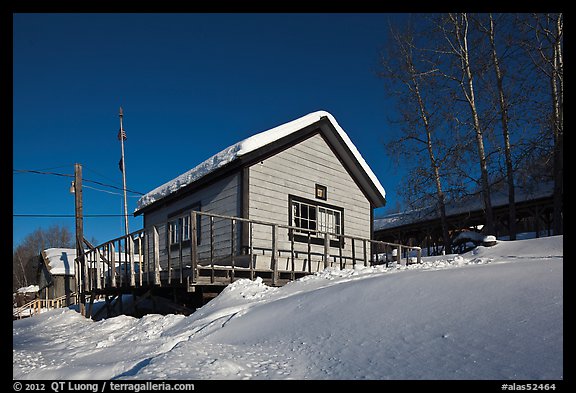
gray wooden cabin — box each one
[134,111,387,274]
[38,248,77,302]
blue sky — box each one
[13,13,409,248]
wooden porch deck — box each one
[76,211,421,319]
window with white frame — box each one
[181,215,191,241]
[168,203,201,247]
[317,206,342,238]
[292,199,317,232]
[169,219,180,245]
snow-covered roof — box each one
[41,248,141,276]
[374,181,554,232]
[17,285,40,294]
[136,111,386,212]
[42,248,77,276]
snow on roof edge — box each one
[136,111,386,212]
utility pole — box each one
[118,107,129,237]
[73,163,86,317]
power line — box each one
[13,169,73,178]
[83,184,141,197]
[83,164,136,195]
[13,169,145,195]
[84,178,144,195]
[83,164,121,185]
[14,214,137,218]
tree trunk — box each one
[551,14,563,235]
[489,14,516,240]
[453,13,495,234]
[412,74,451,254]
[388,24,453,255]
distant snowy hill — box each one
[13,236,563,380]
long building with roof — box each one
[374,182,558,255]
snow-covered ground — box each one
[13,236,563,380]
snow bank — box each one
[13,236,563,380]
[136,111,386,211]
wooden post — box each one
[73,163,87,317]
[95,249,102,290]
[210,216,215,284]
[290,229,295,281]
[74,258,80,305]
[179,224,184,284]
[110,242,116,288]
[307,232,312,273]
[153,226,161,285]
[351,238,356,269]
[119,240,124,287]
[338,237,343,269]
[230,219,236,283]
[167,226,172,285]
[129,235,135,287]
[271,224,278,286]
[146,230,151,284]
[100,246,106,290]
[324,231,330,270]
[249,222,254,280]
[138,235,143,286]
[87,293,95,319]
[191,211,198,284]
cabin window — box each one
[292,200,317,232]
[318,206,341,238]
[169,219,180,245]
[167,203,202,248]
[289,195,344,247]
[181,215,191,241]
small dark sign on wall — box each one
[315,184,327,200]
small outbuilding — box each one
[37,248,77,304]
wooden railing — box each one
[78,211,422,295]
[13,293,76,320]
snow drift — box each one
[13,236,563,380]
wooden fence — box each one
[13,293,76,320]
[77,211,422,298]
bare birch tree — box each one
[379,13,559,243]
[380,22,452,253]
[471,13,518,239]
[521,13,563,235]
[437,13,496,234]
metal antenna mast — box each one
[118,106,129,237]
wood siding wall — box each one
[248,133,372,259]
[144,173,242,268]
[38,275,74,300]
